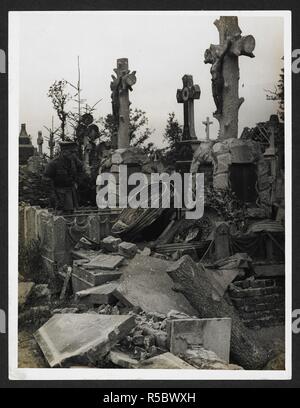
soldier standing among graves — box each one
[44,141,83,214]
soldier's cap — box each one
[59,141,78,150]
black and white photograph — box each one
[8,10,291,381]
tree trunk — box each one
[167,255,271,370]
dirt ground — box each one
[18,330,47,368]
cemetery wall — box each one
[19,204,121,274]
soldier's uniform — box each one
[44,142,83,213]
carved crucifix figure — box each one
[204,16,255,140]
[176,75,201,141]
[110,58,137,149]
[202,117,213,140]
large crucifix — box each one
[202,116,213,140]
[204,16,255,140]
[176,74,201,141]
[111,58,137,149]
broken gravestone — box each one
[167,317,232,363]
[113,255,197,316]
[84,254,124,270]
[34,313,135,367]
[71,255,124,292]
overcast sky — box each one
[15,11,284,149]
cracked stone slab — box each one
[75,281,120,305]
[84,254,125,270]
[113,255,197,316]
[34,313,135,367]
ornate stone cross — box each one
[111,58,137,149]
[176,75,201,141]
[202,117,213,140]
[204,16,255,140]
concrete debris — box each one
[183,348,243,370]
[118,241,138,259]
[34,313,135,367]
[167,310,194,320]
[138,352,195,369]
[101,236,122,253]
[140,247,151,256]
[109,350,139,368]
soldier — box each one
[44,141,83,214]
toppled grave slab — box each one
[19,282,35,308]
[84,254,125,270]
[72,257,123,292]
[113,255,197,316]
[34,313,135,367]
[167,318,231,363]
[73,261,122,286]
[138,352,195,369]
[75,281,119,305]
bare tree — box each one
[47,80,72,140]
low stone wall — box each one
[19,205,121,274]
[229,278,285,329]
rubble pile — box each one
[18,228,285,370]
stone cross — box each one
[204,16,255,140]
[202,117,213,140]
[37,131,43,155]
[176,75,201,141]
[111,58,137,149]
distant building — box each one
[19,123,35,165]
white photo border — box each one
[8,9,292,381]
